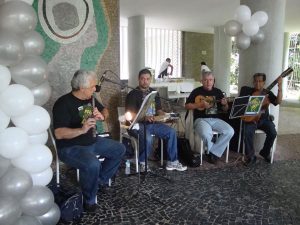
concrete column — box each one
[128,15,145,88]
[238,0,286,129]
[213,26,232,96]
[282,32,290,99]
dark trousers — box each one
[244,118,277,158]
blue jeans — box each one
[243,119,277,158]
[58,137,125,204]
[129,122,178,162]
[194,118,234,158]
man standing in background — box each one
[158,58,173,78]
[200,61,211,75]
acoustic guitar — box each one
[241,67,293,123]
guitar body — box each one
[195,95,215,111]
[241,89,267,122]
[241,67,293,123]
[195,95,234,111]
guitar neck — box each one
[266,67,293,91]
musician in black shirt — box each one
[239,73,282,165]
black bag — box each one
[177,137,200,167]
[57,191,83,222]
[48,181,83,222]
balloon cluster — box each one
[224,5,268,50]
[0,1,59,225]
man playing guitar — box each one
[239,73,283,166]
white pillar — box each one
[238,0,286,129]
[128,15,145,88]
[282,32,290,99]
[213,26,232,96]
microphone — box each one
[95,71,109,92]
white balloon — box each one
[0,1,37,34]
[22,31,45,55]
[10,55,49,89]
[0,84,34,117]
[251,30,265,44]
[236,33,251,50]
[0,155,11,178]
[242,20,259,36]
[36,203,60,225]
[31,81,52,106]
[0,109,10,133]
[30,167,53,186]
[14,215,42,225]
[20,186,54,217]
[0,29,25,66]
[0,127,29,159]
[11,144,53,173]
[28,131,48,144]
[0,167,33,199]
[0,197,22,225]
[234,5,251,24]
[4,0,34,6]
[251,11,268,27]
[12,105,50,135]
[224,20,242,36]
[0,65,11,93]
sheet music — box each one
[128,91,158,130]
[229,95,265,119]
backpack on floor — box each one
[59,192,83,222]
[177,137,200,167]
[49,182,83,222]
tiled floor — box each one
[55,139,300,225]
[54,106,300,225]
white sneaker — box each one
[139,163,152,172]
[166,162,187,171]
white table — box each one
[150,79,201,101]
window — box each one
[120,26,182,80]
[145,28,182,78]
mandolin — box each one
[241,67,293,122]
[195,95,234,111]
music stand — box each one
[125,91,170,205]
[229,95,265,119]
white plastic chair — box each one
[48,128,109,203]
[118,107,164,170]
[237,120,276,163]
[185,110,229,165]
[118,107,139,172]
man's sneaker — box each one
[139,163,152,173]
[166,162,187,171]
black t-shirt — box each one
[239,86,277,120]
[186,86,225,120]
[52,92,104,149]
[125,87,162,115]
